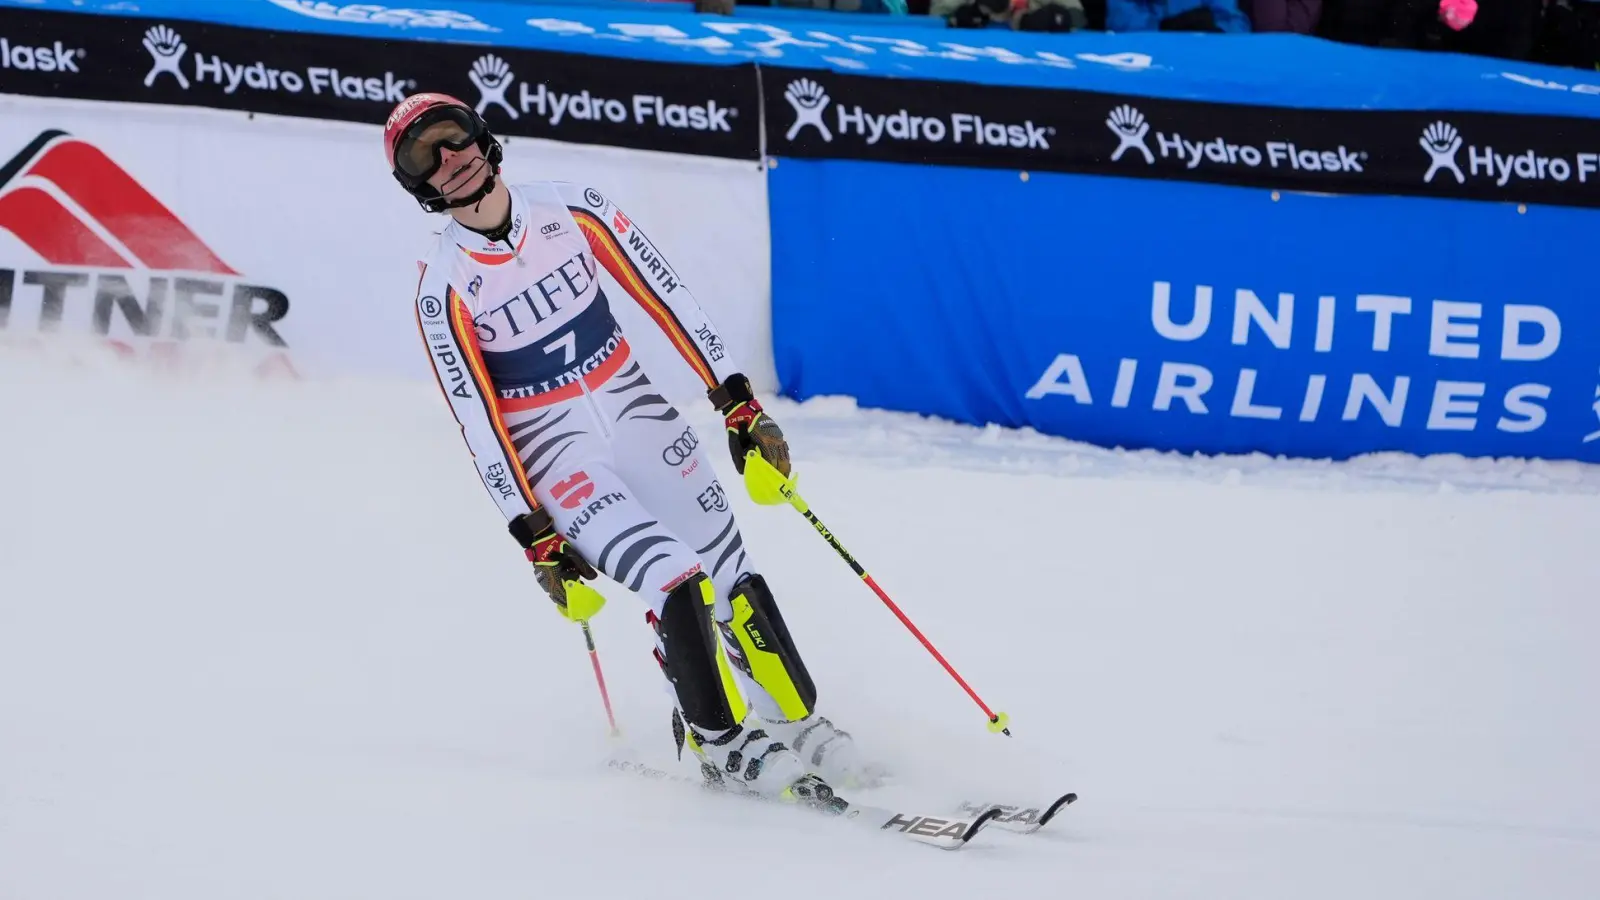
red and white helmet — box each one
[384,92,503,213]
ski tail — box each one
[956,792,1079,834]
[841,803,1002,850]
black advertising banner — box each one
[6,4,1600,206]
[762,67,1600,210]
[0,7,762,160]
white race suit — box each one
[413,180,786,719]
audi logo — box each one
[541,222,561,235]
[661,428,700,466]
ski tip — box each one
[961,807,1004,844]
[1038,792,1078,827]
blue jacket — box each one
[1106,0,1251,31]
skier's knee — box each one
[651,572,748,733]
[719,573,817,722]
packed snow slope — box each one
[3,353,1598,900]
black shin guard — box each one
[723,573,817,721]
[651,573,745,733]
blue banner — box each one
[6,0,1600,117]
[770,159,1600,462]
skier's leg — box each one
[594,370,806,721]
[506,399,701,599]
[718,570,876,786]
[509,389,809,795]
[648,571,808,794]
[600,372,879,785]
[719,572,817,723]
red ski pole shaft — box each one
[859,571,1002,723]
[787,496,1011,736]
[579,619,619,737]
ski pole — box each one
[577,618,620,738]
[741,450,1012,737]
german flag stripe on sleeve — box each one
[446,288,540,507]
[415,264,462,410]
[570,209,717,389]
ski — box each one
[605,756,998,851]
[955,792,1078,834]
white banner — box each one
[0,95,775,395]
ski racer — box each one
[386,93,871,799]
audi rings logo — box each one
[662,427,699,466]
[419,295,443,318]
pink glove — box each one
[1439,0,1477,30]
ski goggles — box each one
[393,106,484,181]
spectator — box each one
[1424,0,1541,57]
[1321,0,1541,57]
[934,0,1087,30]
[1015,0,1089,28]
[1240,0,1322,30]
[1105,0,1252,30]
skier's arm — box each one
[413,262,540,521]
[557,183,738,392]
[414,262,604,618]
[557,184,793,489]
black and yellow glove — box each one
[708,373,799,506]
[508,508,606,621]
[708,373,790,477]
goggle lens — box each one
[396,108,480,179]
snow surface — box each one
[2,354,1598,900]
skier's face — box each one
[421,124,491,202]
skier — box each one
[386,93,870,799]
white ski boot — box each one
[755,714,889,790]
[679,714,811,799]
